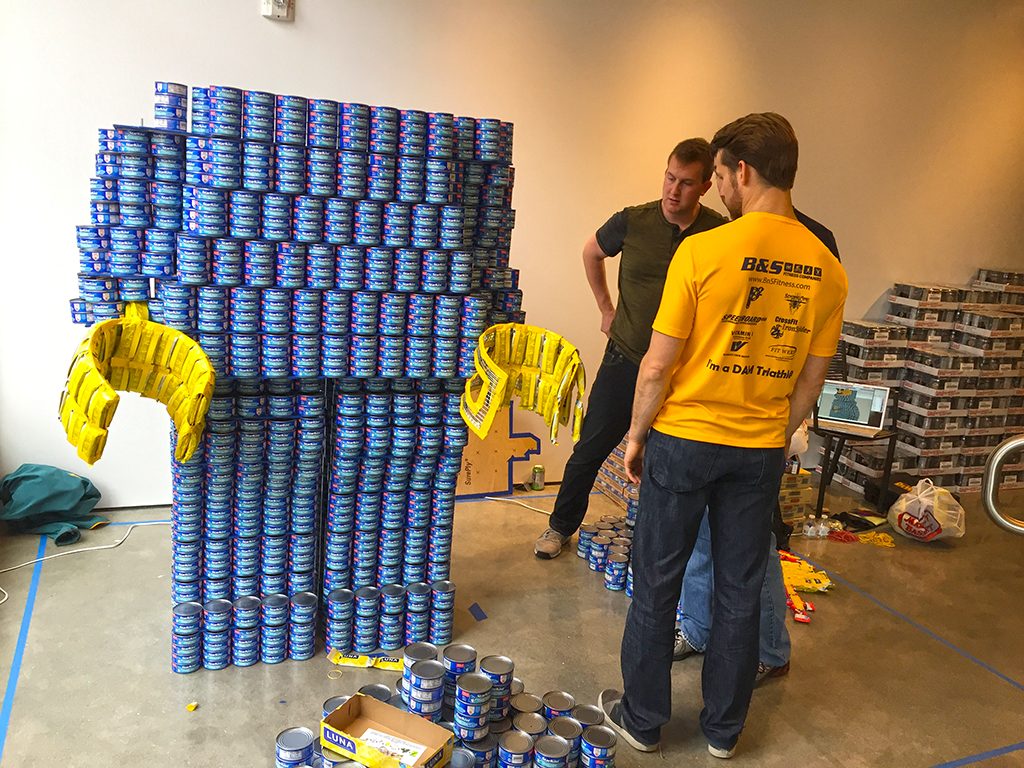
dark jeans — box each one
[620,429,784,750]
[547,341,639,537]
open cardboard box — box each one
[321,693,454,768]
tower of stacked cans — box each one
[68,81,526,671]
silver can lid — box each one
[510,677,525,696]
[489,717,512,735]
[456,672,493,696]
[323,695,350,713]
[234,595,261,611]
[406,581,432,596]
[534,734,571,759]
[327,588,355,604]
[321,746,360,766]
[449,747,475,768]
[542,690,576,712]
[608,553,629,564]
[431,579,455,594]
[358,683,392,702]
[512,712,547,736]
[173,601,203,617]
[479,654,514,677]
[404,642,438,664]
[591,535,611,545]
[443,643,477,664]
[498,729,533,754]
[204,598,233,614]
[583,724,618,750]
[510,692,542,714]
[291,591,318,609]
[464,732,499,751]
[354,586,380,600]
[277,726,315,751]
[410,659,445,681]
[262,593,289,610]
[572,704,604,727]
[548,716,583,741]
[381,583,406,599]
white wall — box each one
[2,0,1022,507]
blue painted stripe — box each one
[931,740,1024,767]
[0,536,47,763]
[797,551,1024,693]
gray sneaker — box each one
[534,528,570,559]
[673,628,701,662]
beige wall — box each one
[1,1,1022,503]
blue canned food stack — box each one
[574,515,633,595]
[71,82,526,671]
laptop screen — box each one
[818,380,889,428]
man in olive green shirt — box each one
[535,139,727,558]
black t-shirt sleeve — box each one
[794,208,841,262]
[595,208,629,257]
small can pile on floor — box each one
[576,514,634,596]
[276,642,619,767]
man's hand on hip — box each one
[624,436,645,484]
[600,309,615,337]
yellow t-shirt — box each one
[651,212,848,448]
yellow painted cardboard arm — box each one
[58,302,215,465]
[460,323,586,444]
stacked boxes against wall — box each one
[594,436,630,512]
[70,82,527,670]
[832,268,1024,496]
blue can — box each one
[171,601,203,635]
[170,632,201,674]
[261,592,290,626]
[289,591,318,624]
[276,727,315,766]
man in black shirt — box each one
[535,139,727,558]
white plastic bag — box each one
[887,478,966,541]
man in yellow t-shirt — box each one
[598,113,848,760]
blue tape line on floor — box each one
[796,551,1024,694]
[0,536,47,763]
[931,740,1024,767]
[468,603,487,621]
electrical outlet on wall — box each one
[261,0,294,22]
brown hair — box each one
[711,113,798,190]
[668,138,714,183]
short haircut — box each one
[668,138,714,183]
[711,113,799,190]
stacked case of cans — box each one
[69,81,528,671]
[832,270,1023,496]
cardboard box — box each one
[321,694,453,768]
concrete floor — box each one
[0,487,1022,767]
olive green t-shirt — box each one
[596,201,727,364]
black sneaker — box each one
[673,628,701,662]
[597,689,659,753]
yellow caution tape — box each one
[58,302,215,465]
[460,323,586,444]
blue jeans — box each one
[620,430,784,751]
[678,512,791,668]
